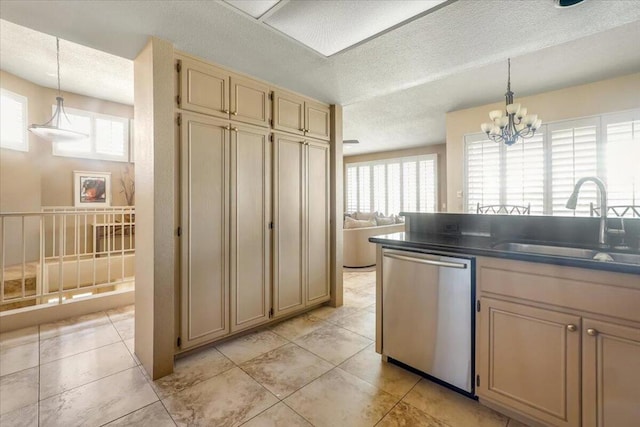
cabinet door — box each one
[273,134,306,316]
[273,90,305,136]
[230,75,270,128]
[478,298,580,427]
[305,100,330,141]
[582,319,640,427]
[306,140,330,304]
[180,113,230,349]
[230,125,272,332]
[178,58,229,119]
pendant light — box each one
[480,58,542,146]
[28,37,89,142]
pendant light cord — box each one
[56,37,61,96]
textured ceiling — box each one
[1,0,639,154]
[0,20,133,105]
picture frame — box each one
[73,170,111,207]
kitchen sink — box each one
[492,242,640,265]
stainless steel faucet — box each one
[565,176,608,247]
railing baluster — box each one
[58,214,64,304]
[1,217,5,304]
[21,216,26,299]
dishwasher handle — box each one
[383,252,468,269]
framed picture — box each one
[74,171,111,207]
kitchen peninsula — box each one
[371,212,640,427]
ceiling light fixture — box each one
[480,58,541,146]
[28,37,88,142]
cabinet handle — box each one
[299,128,305,132]
[225,125,231,130]
[233,127,239,132]
[586,328,598,336]
[223,109,230,114]
[567,324,577,332]
[232,111,238,116]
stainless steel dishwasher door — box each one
[382,248,473,393]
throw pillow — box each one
[353,211,375,221]
[375,216,395,226]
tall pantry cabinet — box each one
[176,54,331,351]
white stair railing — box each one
[0,206,135,311]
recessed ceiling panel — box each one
[264,0,448,56]
[224,0,280,19]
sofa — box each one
[343,213,405,268]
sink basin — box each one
[492,242,640,265]
[492,242,597,259]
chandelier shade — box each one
[28,37,89,142]
[481,59,541,146]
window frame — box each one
[463,108,640,216]
[51,105,131,162]
[0,88,29,152]
[345,153,438,215]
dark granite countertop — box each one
[369,232,640,275]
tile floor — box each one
[0,269,529,426]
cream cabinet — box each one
[478,298,581,427]
[178,56,270,127]
[476,257,640,427]
[273,133,330,317]
[582,319,640,427]
[179,113,230,348]
[179,113,272,349]
[273,90,330,141]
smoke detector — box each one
[554,0,587,8]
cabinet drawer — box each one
[478,257,640,323]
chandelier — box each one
[480,59,541,146]
[28,37,89,142]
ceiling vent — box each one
[554,0,587,8]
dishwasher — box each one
[381,247,475,396]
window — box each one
[464,109,640,216]
[345,154,438,215]
[0,89,28,152]
[52,106,130,162]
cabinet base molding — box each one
[174,302,330,356]
[479,398,552,427]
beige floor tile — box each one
[105,401,176,426]
[0,367,38,415]
[163,367,278,427]
[241,343,333,399]
[106,304,135,322]
[112,317,135,340]
[403,379,509,427]
[125,338,142,365]
[308,305,364,324]
[284,368,398,427]
[343,287,376,308]
[0,326,39,350]
[39,367,158,427]
[270,313,328,341]
[293,324,372,365]
[40,322,121,363]
[336,310,376,340]
[0,341,39,377]
[39,311,111,340]
[377,401,451,427]
[0,403,38,427]
[365,303,376,313]
[40,341,136,399]
[216,330,289,364]
[151,346,235,399]
[242,402,311,427]
[339,344,420,398]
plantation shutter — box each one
[603,111,640,214]
[402,160,418,212]
[504,133,545,215]
[549,118,599,216]
[387,162,401,215]
[464,134,500,213]
[345,165,358,213]
[419,156,437,212]
[357,165,371,212]
[372,164,387,215]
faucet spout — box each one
[565,177,608,247]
